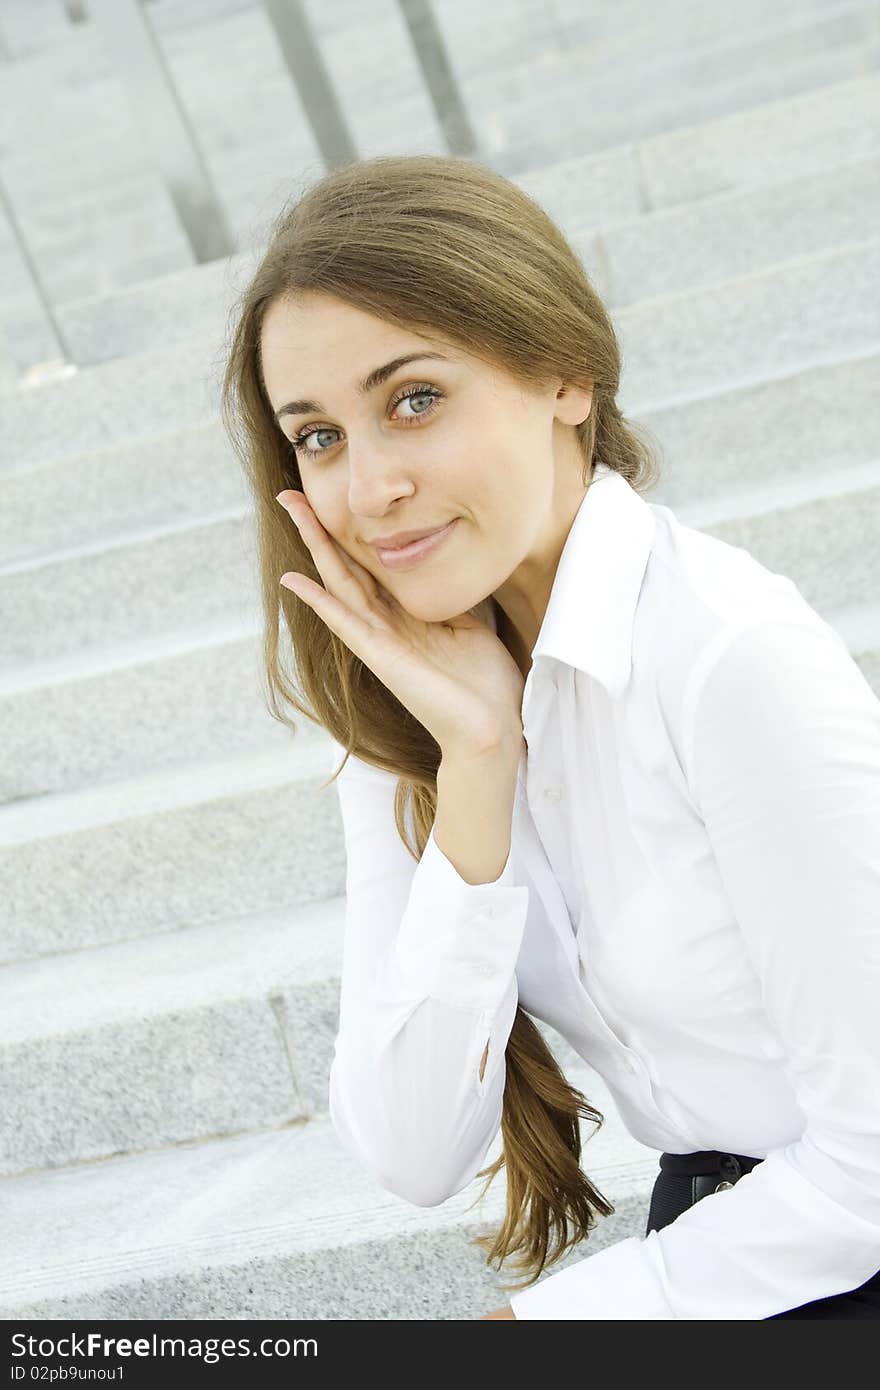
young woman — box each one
[220,153,880,1320]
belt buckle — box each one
[692,1155,743,1202]
[715,1154,743,1193]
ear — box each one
[555,379,593,427]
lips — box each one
[372,524,452,550]
[374,518,459,570]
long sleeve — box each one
[327,746,530,1206]
[510,614,880,1319]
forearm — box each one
[329,981,518,1204]
[434,736,522,886]
[434,737,523,1081]
[329,735,527,1203]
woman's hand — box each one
[276,490,526,757]
[480,1305,517,1319]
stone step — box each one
[0,624,285,804]
[1,22,875,324]
[4,0,866,158]
[614,237,880,415]
[3,64,875,361]
[0,881,345,1175]
[637,353,880,513]
[0,1048,658,1318]
[447,0,869,83]
[596,154,880,309]
[1,246,254,371]
[0,0,248,65]
[517,71,880,216]
[0,0,81,64]
[0,330,223,475]
[3,234,877,476]
[485,30,880,174]
[0,739,344,966]
[7,60,876,263]
[0,170,199,320]
[0,0,848,73]
[14,145,877,370]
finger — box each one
[280,494,383,611]
[276,492,402,621]
[336,544,409,619]
[329,534,388,600]
[280,570,408,678]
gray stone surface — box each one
[493,33,880,175]
[616,238,880,415]
[0,509,259,671]
[20,150,877,370]
[636,354,880,511]
[0,1057,658,1319]
[0,332,223,474]
[516,72,880,219]
[0,418,247,569]
[0,741,346,962]
[698,472,880,618]
[46,252,257,367]
[0,629,292,801]
[601,156,880,308]
[2,3,877,336]
[0,891,347,1173]
[641,70,880,209]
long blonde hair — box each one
[220,153,661,1292]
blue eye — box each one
[289,385,443,460]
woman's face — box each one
[259,290,592,627]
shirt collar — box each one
[529,461,657,698]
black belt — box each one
[646,1150,765,1234]
[659,1149,764,1201]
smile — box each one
[374,519,459,570]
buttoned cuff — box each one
[508,1236,674,1320]
[391,824,530,1012]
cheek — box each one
[296,474,363,554]
[322,508,361,557]
[297,483,334,532]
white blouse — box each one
[327,461,880,1319]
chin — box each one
[397,594,470,624]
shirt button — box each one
[543,786,562,802]
[624,1055,640,1075]
[477,963,495,977]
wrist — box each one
[440,727,523,766]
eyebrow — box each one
[273,352,453,422]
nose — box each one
[345,438,415,517]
